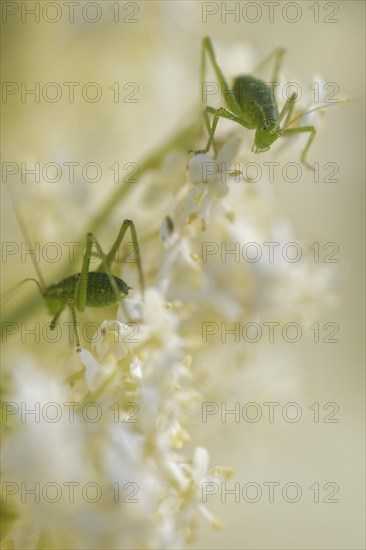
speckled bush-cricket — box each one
[193,36,337,168]
[5,189,144,352]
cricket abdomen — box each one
[83,272,130,307]
[44,272,130,315]
[233,76,279,128]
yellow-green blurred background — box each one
[1,1,365,548]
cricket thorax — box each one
[233,75,279,129]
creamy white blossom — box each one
[1,31,338,550]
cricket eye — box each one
[262,123,268,131]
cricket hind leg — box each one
[201,37,241,116]
[253,47,286,100]
[197,37,245,153]
[75,220,144,312]
[73,221,144,349]
[97,220,145,325]
[96,219,144,297]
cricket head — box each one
[253,120,282,153]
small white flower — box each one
[184,139,243,226]
[79,320,129,390]
[157,446,227,538]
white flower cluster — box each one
[2,116,332,550]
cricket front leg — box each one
[67,297,81,352]
[278,92,297,126]
[192,106,250,155]
[282,125,316,170]
[75,232,95,313]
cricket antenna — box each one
[6,184,46,293]
[1,278,44,307]
[284,98,354,130]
